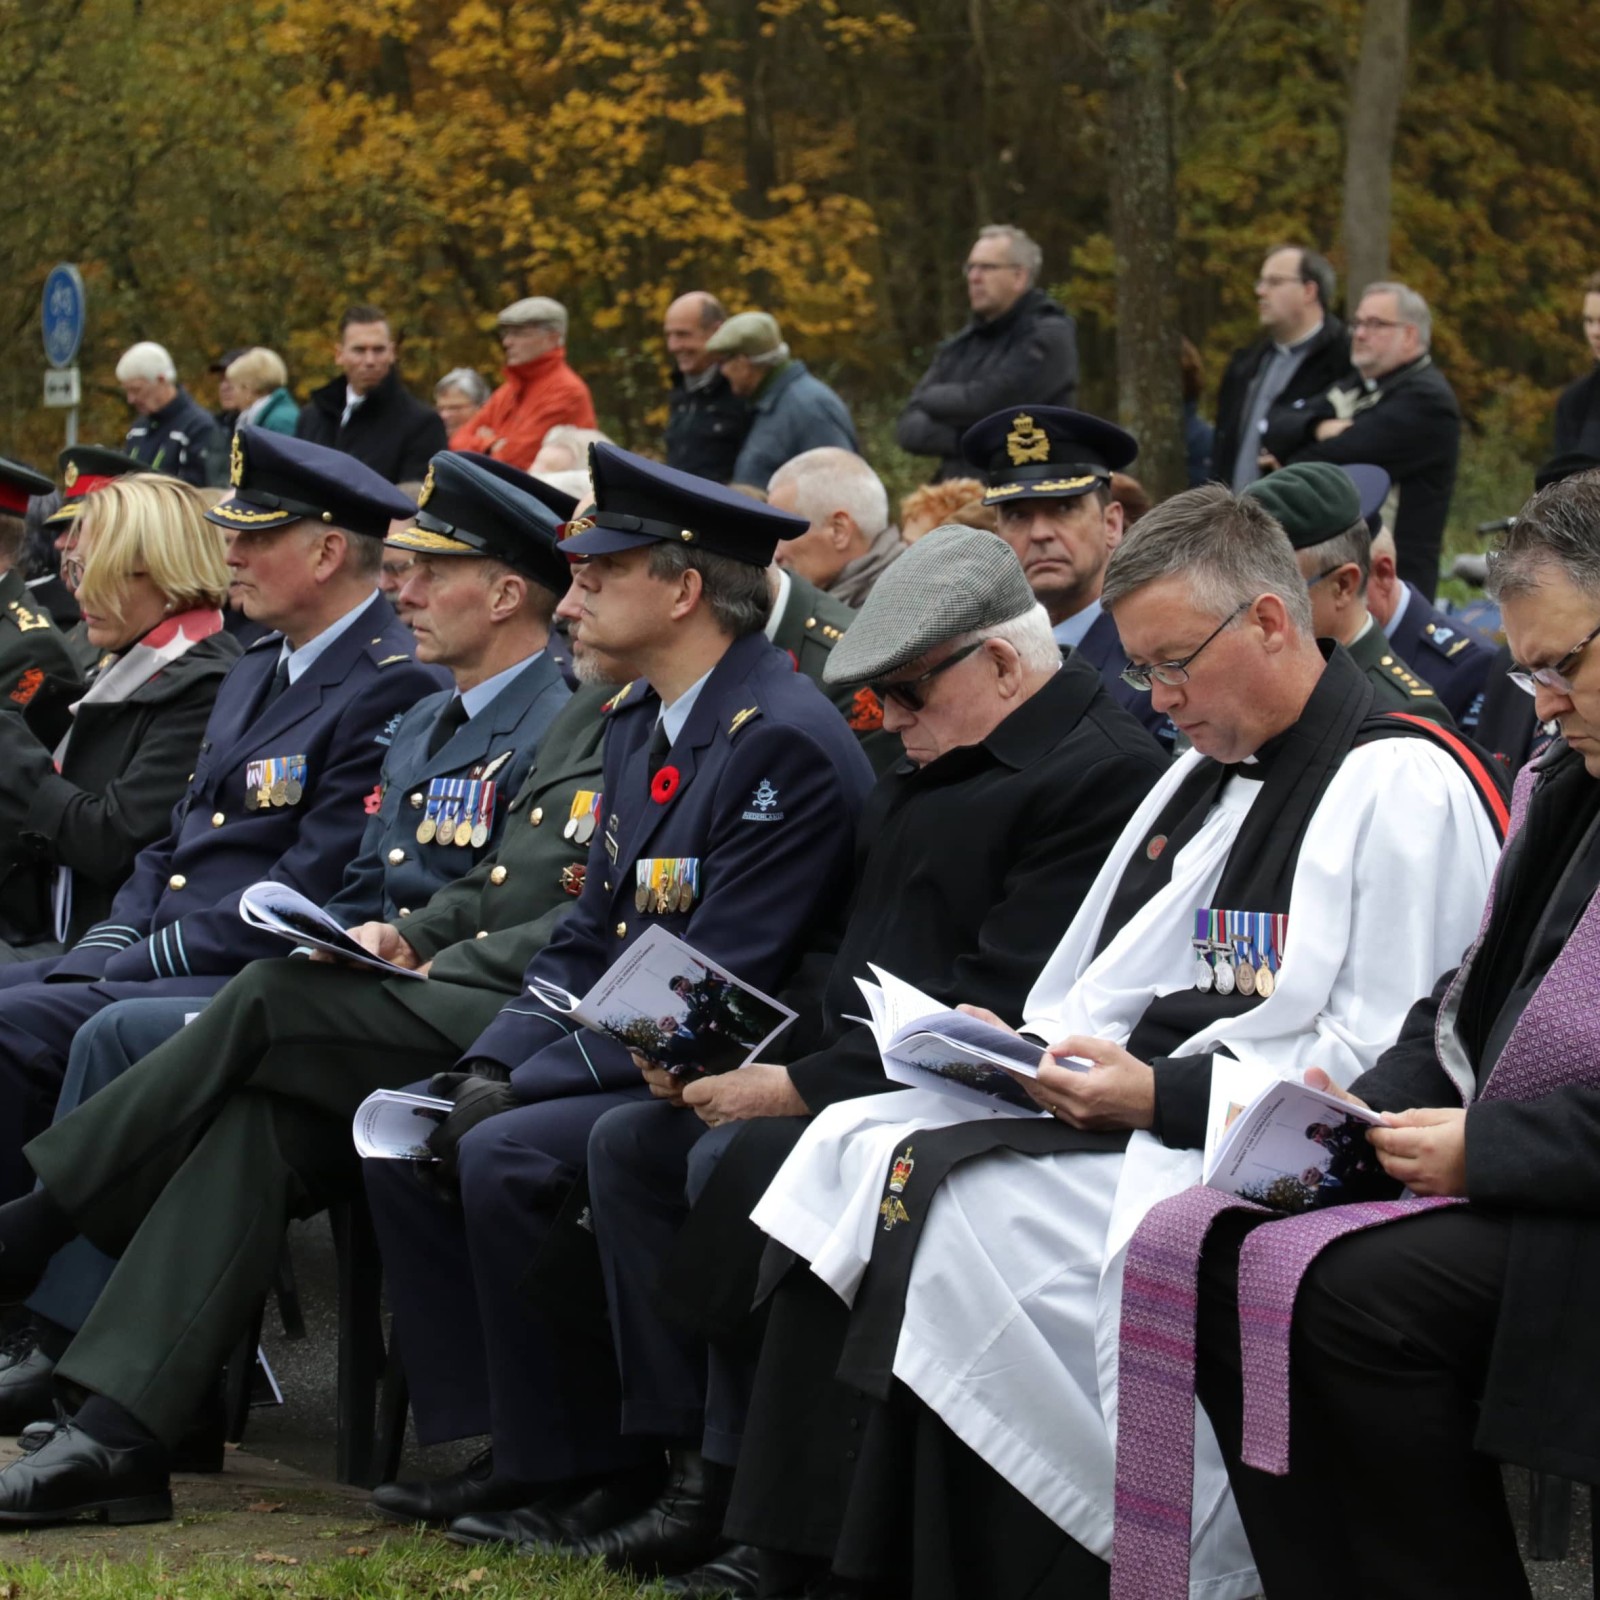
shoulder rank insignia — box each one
[9,668,44,706]
[805,617,845,644]
[7,601,51,633]
[728,705,760,736]
[1380,653,1432,697]
[417,462,436,509]
[376,654,411,667]
[1425,622,1472,658]
[601,681,634,715]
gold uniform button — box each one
[529,806,543,825]
[806,616,817,628]
[1381,655,1394,666]
[211,812,225,828]
[490,865,508,885]
[475,930,489,939]
[168,874,186,891]
[388,847,405,865]
[616,921,627,937]
[398,908,411,917]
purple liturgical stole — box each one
[1111,759,1600,1600]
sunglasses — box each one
[870,639,987,713]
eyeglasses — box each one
[1120,602,1248,691]
[871,639,987,712]
[1255,274,1303,289]
[1350,316,1405,333]
[963,260,1021,276]
[1305,566,1343,589]
[1508,615,1600,696]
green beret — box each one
[1244,462,1363,550]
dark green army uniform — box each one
[29,684,608,1439]
[0,568,81,715]
[772,568,900,772]
[1345,621,1454,728]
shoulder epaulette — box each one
[6,600,52,634]
[803,615,846,647]
[375,654,412,667]
[1422,621,1475,660]
[1378,652,1436,699]
[602,681,636,715]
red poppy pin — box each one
[650,765,681,804]
[363,784,383,816]
[1146,834,1167,860]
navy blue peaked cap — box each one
[961,405,1138,506]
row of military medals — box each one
[636,858,698,915]
[244,756,305,810]
[563,791,600,844]
[1192,909,1285,997]
[417,778,495,849]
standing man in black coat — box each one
[1552,270,1600,457]
[1211,245,1350,493]
[1189,471,1600,1600]
[663,292,750,485]
[115,344,227,489]
[536,529,1168,1592]
[896,226,1078,483]
[296,305,447,484]
[1263,282,1462,600]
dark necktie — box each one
[427,695,471,758]
[647,720,672,780]
[259,656,291,715]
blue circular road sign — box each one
[41,265,86,369]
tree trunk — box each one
[1340,0,1409,302]
[1104,0,1186,502]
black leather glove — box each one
[422,1067,519,1187]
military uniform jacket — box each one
[390,684,609,1040]
[466,630,876,1101]
[322,650,570,927]
[1385,585,1495,733]
[0,568,82,717]
[46,593,442,984]
[0,632,240,944]
[1345,619,1454,727]
[770,570,900,774]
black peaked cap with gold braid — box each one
[206,425,415,539]
[961,405,1138,506]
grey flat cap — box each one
[704,311,787,361]
[825,524,1036,684]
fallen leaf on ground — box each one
[253,1552,300,1565]
[246,1500,287,1513]
[344,1546,372,1556]
[449,1570,489,1591]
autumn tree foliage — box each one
[5,0,1600,500]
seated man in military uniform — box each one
[1248,461,1454,725]
[0,457,82,713]
[359,445,876,1540]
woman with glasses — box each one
[0,476,240,956]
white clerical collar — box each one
[1052,597,1103,650]
[1382,581,1413,640]
[276,591,378,683]
[764,566,793,641]
[1273,319,1324,357]
[658,668,714,746]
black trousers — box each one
[1195,1207,1529,1600]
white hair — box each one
[767,447,889,539]
[115,341,178,384]
[534,468,594,510]
[535,425,611,472]
[976,224,1044,288]
[498,295,569,339]
[950,602,1060,674]
[1361,281,1433,350]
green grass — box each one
[0,1535,650,1599]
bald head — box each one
[664,292,728,377]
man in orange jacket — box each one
[449,297,597,469]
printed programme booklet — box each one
[855,967,1089,1118]
[352,1089,454,1161]
[527,925,796,1078]
[1201,1058,1397,1213]
[238,881,423,980]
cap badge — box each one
[229,431,244,487]
[561,516,595,542]
[417,463,436,509]
[1006,413,1050,467]
[63,462,79,489]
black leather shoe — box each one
[554,1448,731,1577]
[169,1386,226,1475]
[0,1326,58,1435]
[371,1449,531,1526]
[449,1461,665,1550]
[0,1419,171,1525]
[655,1542,762,1597]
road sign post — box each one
[41,264,86,450]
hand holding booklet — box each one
[352,1089,454,1161]
[1201,1058,1399,1213]
[238,881,423,979]
[527,925,796,1078]
[856,967,1090,1117]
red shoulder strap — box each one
[1382,712,1511,840]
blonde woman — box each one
[0,477,240,956]
[224,348,299,436]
